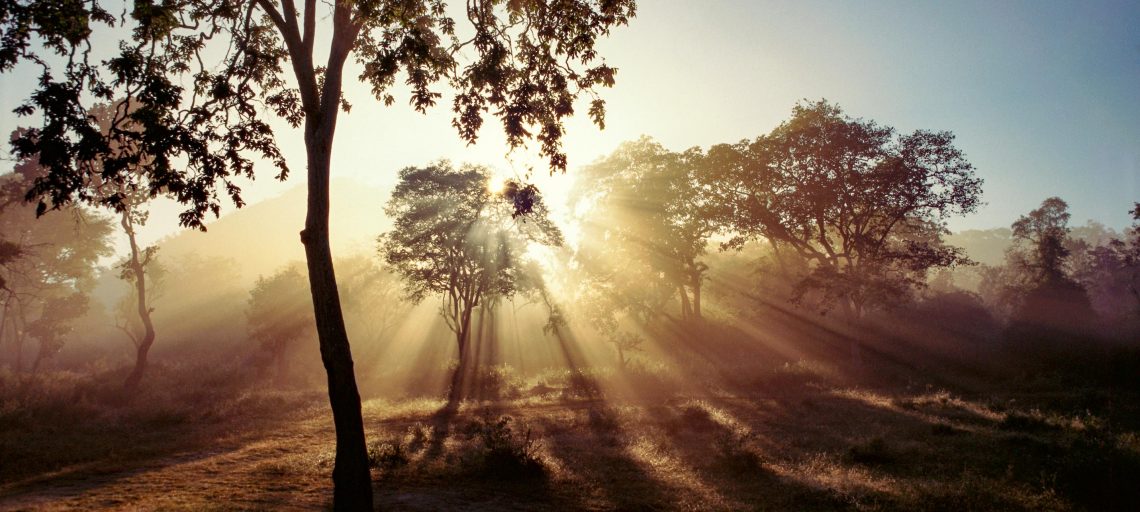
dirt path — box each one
[0,410,338,511]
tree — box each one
[380,162,561,403]
[1062,209,1138,328]
[248,264,312,385]
[3,1,635,505]
[571,137,718,321]
[700,100,982,361]
[999,197,1098,349]
[25,291,88,374]
[89,101,166,392]
[0,150,113,373]
[1009,197,1073,285]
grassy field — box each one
[2,359,1138,511]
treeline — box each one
[2,100,1138,396]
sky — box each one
[1,0,1138,250]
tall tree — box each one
[1001,197,1098,343]
[2,1,635,505]
[86,101,166,392]
[571,137,717,321]
[380,162,561,402]
[700,100,982,360]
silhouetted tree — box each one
[380,163,561,403]
[1072,203,1140,331]
[1009,197,1073,285]
[700,100,981,362]
[87,102,168,392]
[3,1,635,504]
[571,137,718,321]
[248,264,312,385]
[1000,198,1098,351]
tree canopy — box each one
[700,100,982,318]
[380,162,561,399]
[0,145,113,373]
[2,2,637,505]
[571,137,718,321]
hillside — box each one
[155,179,391,284]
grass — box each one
[3,355,1140,511]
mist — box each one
[2,2,1139,511]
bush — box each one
[463,413,546,479]
[473,365,524,401]
[367,438,409,470]
[404,422,432,453]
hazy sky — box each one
[1,0,1137,248]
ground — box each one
[2,369,1137,511]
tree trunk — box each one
[30,342,45,376]
[122,210,156,393]
[277,6,373,507]
[678,285,691,320]
[302,127,373,510]
[448,306,473,404]
[691,274,702,321]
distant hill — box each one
[155,179,391,284]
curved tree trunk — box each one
[122,210,155,393]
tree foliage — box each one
[2,1,636,503]
[1009,196,1073,285]
[0,144,113,372]
[248,264,312,384]
[700,100,982,317]
[380,162,561,398]
[2,0,636,223]
[571,137,717,321]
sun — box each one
[487,177,506,195]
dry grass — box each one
[2,355,1139,511]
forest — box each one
[1,1,1139,511]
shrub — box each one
[405,422,432,453]
[367,438,409,470]
[463,413,546,479]
[473,365,524,401]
